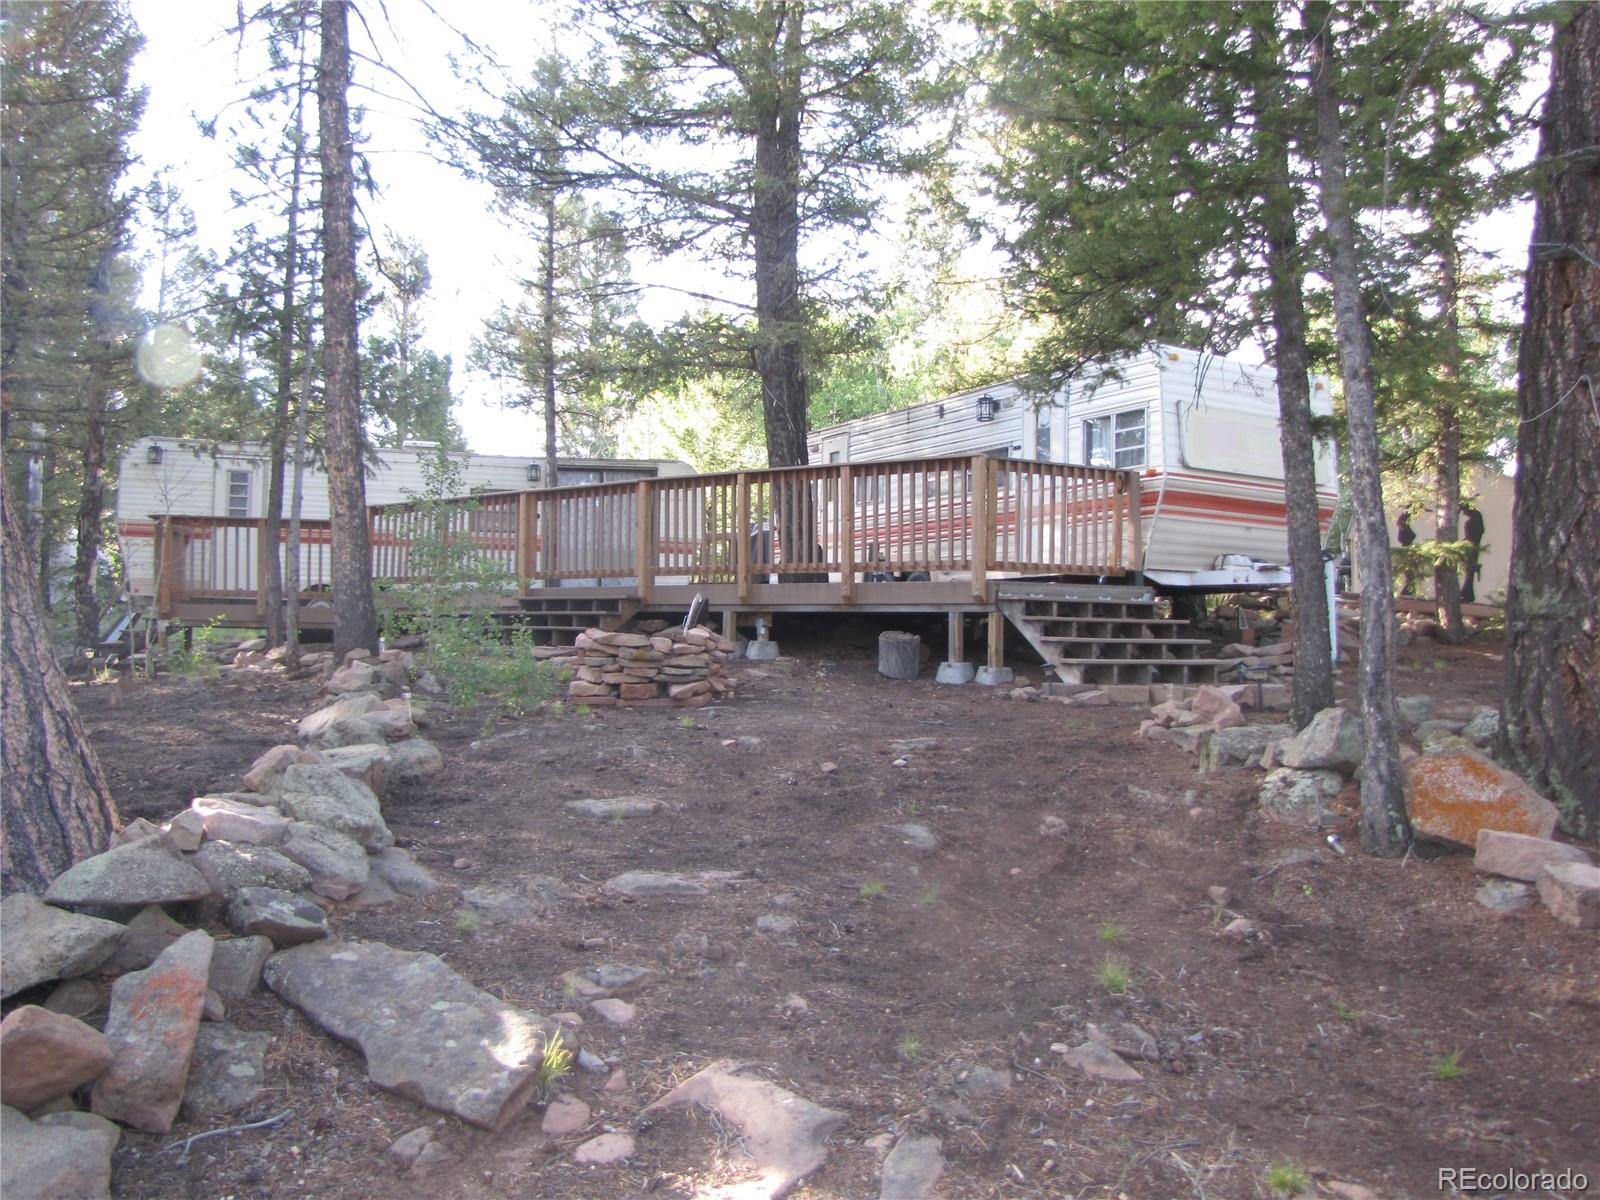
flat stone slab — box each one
[91,930,213,1134]
[369,847,438,897]
[297,692,383,742]
[385,738,444,787]
[601,869,750,898]
[279,822,370,900]
[888,823,938,852]
[1538,861,1600,929]
[563,796,662,819]
[572,1132,635,1165]
[191,796,290,845]
[644,1061,846,1198]
[1474,829,1591,882]
[1258,767,1345,828]
[180,1022,272,1118]
[880,1134,945,1200]
[1475,879,1535,912]
[1059,1039,1143,1083]
[1,1106,119,1200]
[1280,706,1363,772]
[0,895,123,999]
[263,938,565,1131]
[43,840,213,909]
[541,1094,591,1136]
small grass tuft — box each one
[1431,1048,1465,1081]
[859,880,888,901]
[534,1029,573,1098]
[454,912,480,936]
[1098,920,1125,944]
[1096,956,1132,995]
[897,1032,923,1061]
[1332,999,1362,1022]
[917,884,940,909]
[1265,1162,1310,1196]
[679,715,697,729]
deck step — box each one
[997,595,1221,688]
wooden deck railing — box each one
[154,455,1140,616]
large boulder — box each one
[192,841,313,899]
[1,1106,119,1200]
[43,840,213,910]
[278,822,370,900]
[180,1022,272,1118]
[297,692,383,743]
[225,888,329,946]
[268,764,392,851]
[1404,750,1560,847]
[0,895,122,1000]
[90,929,213,1134]
[1473,830,1592,882]
[317,743,391,791]
[1257,768,1345,828]
[1279,707,1363,773]
[0,1007,114,1110]
[263,938,566,1131]
[1200,723,1294,771]
[324,659,379,695]
[384,738,444,787]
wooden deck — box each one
[151,453,1143,626]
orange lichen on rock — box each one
[1404,750,1560,847]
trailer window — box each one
[226,469,251,518]
[1083,410,1146,469]
[1035,405,1052,459]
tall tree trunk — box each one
[751,3,808,469]
[541,188,559,488]
[1433,241,1465,640]
[1498,4,1600,840]
[1261,136,1335,729]
[284,274,318,666]
[72,364,111,656]
[262,35,311,649]
[1308,2,1409,857]
[318,0,378,660]
[2,468,119,896]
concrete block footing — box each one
[935,661,976,685]
[745,640,780,661]
[975,666,1015,686]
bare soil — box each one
[65,619,1600,1200]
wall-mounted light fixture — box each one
[525,462,542,483]
[937,404,946,419]
[976,394,1000,423]
[146,444,164,465]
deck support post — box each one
[838,464,854,603]
[970,455,990,602]
[974,610,1014,685]
[515,492,536,596]
[635,481,655,604]
[721,609,738,642]
[948,611,964,663]
[1125,470,1142,578]
[540,491,559,587]
[735,474,752,603]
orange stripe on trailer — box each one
[1140,489,1334,522]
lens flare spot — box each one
[136,323,202,388]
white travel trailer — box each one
[114,438,692,606]
[807,345,1339,591]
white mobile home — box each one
[115,438,691,604]
[808,345,1339,591]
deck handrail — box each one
[153,454,1139,616]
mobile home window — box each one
[226,469,251,518]
[1035,405,1052,459]
[1082,409,1146,469]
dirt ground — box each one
[64,618,1600,1200]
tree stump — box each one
[878,631,922,680]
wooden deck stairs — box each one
[996,583,1222,687]
[506,595,641,645]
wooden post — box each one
[721,608,737,641]
[635,480,655,604]
[947,611,964,664]
[970,455,991,602]
[1111,471,1126,573]
[838,463,854,603]
[735,473,752,603]
[154,518,175,619]
[1125,470,1143,579]
[987,610,1005,669]
[541,491,560,586]
[254,520,269,619]
[514,492,535,596]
